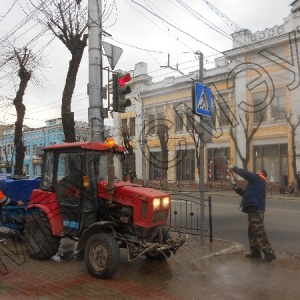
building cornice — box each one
[224,32,291,58]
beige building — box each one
[114,1,300,191]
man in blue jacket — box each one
[229,165,276,263]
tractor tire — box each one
[24,212,61,260]
[84,233,120,279]
[145,226,172,261]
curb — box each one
[212,243,245,256]
[201,242,245,259]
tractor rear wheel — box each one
[24,212,61,260]
[84,233,120,279]
[145,226,172,261]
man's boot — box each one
[262,249,277,263]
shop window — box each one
[176,149,195,181]
[207,147,230,181]
[254,144,288,182]
[149,152,162,180]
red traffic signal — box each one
[118,73,131,86]
[113,72,132,113]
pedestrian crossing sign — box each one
[194,82,213,117]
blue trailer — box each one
[0,175,40,230]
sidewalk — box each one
[1,232,300,299]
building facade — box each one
[114,1,300,191]
[0,118,89,177]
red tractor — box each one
[24,139,187,278]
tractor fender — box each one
[26,204,64,236]
[77,221,113,251]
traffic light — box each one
[113,72,132,113]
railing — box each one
[166,194,213,243]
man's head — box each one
[257,169,267,178]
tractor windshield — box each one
[86,151,124,194]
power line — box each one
[202,0,241,32]
[128,0,220,54]
[0,0,18,24]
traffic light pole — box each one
[88,0,104,142]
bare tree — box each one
[121,128,135,182]
[172,104,208,184]
[0,47,39,175]
[13,48,32,175]
[157,118,169,189]
[122,128,133,155]
[191,132,201,181]
[50,1,88,142]
[33,0,88,142]
[229,112,265,170]
[3,145,14,174]
[286,113,300,196]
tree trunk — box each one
[14,68,31,175]
[157,124,169,189]
[287,114,300,197]
[61,51,84,142]
[161,144,169,189]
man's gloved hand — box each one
[228,164,233,169]
[231,181,238,190]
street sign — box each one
[194,82,212,117]
[103,42,123,70]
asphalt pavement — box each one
[1,226,300,300]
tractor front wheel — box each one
[84,233,120,279]
[24,212,61,260]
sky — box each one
[0,0,293,128]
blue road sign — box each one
[194,82,212,117]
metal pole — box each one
[88,0,104,142]
[208,196,213,243]
[197,51,205,248]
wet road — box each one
[209,194,300,256]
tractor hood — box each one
[98,181,171,228]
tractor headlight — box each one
[162,196,170,208]
[153,198,161,210]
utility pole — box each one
[196,51,206,248]
[88,0,104,142]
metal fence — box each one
[166,194,212,243]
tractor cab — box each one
[29,141,124,237]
